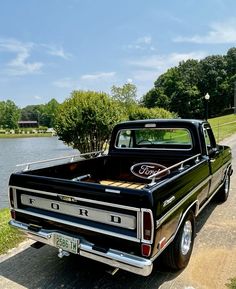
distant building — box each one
[18,121,38,128]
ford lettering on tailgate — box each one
[21,194,136,230]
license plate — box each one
[54,233,79,254]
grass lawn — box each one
[226,278,236,289]
[208,114,236,141]
[0,208,25,255]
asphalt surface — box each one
[0,135,236,289]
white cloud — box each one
[174,19,236,44]
[129,51,206,73]
[0,38,72,77]
[44,45,72,60]
[33,95,42,100]
[128,51,207,96]
[125,35,156,51]
[53,72,116,91]
[0,38,43,75]
[81,72,116,81]
[136,36,152,45]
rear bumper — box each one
[9,219,153,276]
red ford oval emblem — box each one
[130,162,170,180]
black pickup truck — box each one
[9,119,232,276]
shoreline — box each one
[0,133,54,138]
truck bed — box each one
[17,152,198,190]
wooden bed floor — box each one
[100,179,145,189]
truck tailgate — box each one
[9,173,153,243]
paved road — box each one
[1,135,236,289]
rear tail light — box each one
[142,209,154,243]
[11,210,16,219]
[9,188,14,208]
[141,244,152,257]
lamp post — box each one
[204,93,210,120]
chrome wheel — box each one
[162,210,195,270]
[181,220,192,256]
[224,175,230,196]
[217,172,231,203]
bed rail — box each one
[148,153,201,186]
[16,150,104,171]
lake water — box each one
[0,137,78,209]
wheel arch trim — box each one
[151,202,197,261]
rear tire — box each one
[216,172,230,203]
[162,210,195,270]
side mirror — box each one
[209,147,219,157]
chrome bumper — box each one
[9,219,153,276]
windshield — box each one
[116,128,192,151]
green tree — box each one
[170,83,201,118]
[198,55,228,116]
[128,104,174,120]
[142,53,236,118]
[20,99,59,127]
[111,83,137,104]
[39,99,59,127]
[55,90,126,153]
[142,87,170,109]
[226,48,236,107]
[20,105,41,122]
[226,47,236,77]
[0,100,20,129]
[0,102,4,127]
[143,60,202,118]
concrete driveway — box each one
[0,135,236,289]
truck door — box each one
[203,125,224,196]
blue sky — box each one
[1,0,236,107]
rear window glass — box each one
[116,128,192,150]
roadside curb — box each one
[0,239,33,263]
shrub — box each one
[55,90,126,153]
[128,104,175,120]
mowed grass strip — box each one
[209,114,236,141]
[0,208,25,254]
[0,133,53,138]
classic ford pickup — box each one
[9,119,232,276]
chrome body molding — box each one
[10,186,140,212]
[163,196,176,208]
[10,186,142,242]
[155,176,211,229]
[9,220,153,276]
[140,208,154,244]
[105,188,120,194]
[20,194,136,230]
[13,208,140,243]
